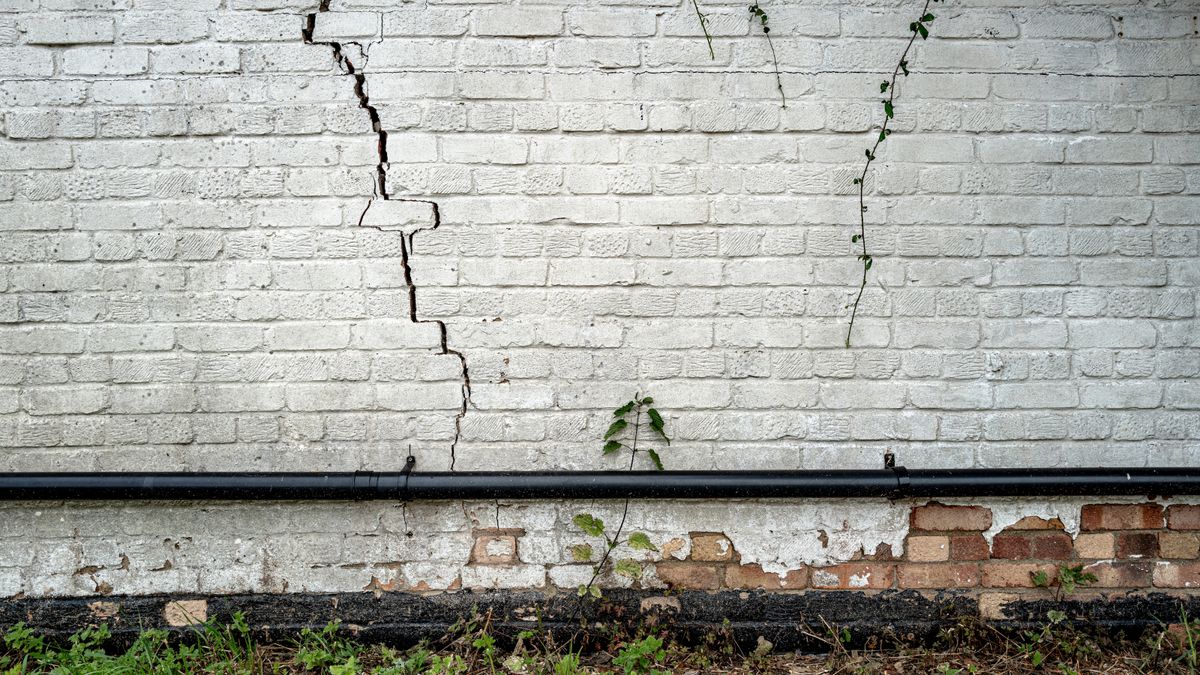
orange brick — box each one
[689,532,735,562]
[1074,532,1115,559]
[981,562,1056,588]
[1007,516,1065,530]
[1167,505,1200,531]
[470,528,523,565]
[950,534,990,561]
[898,563,979,589]
[911,503,992,532]
[810,563,894,590]
[1153,561,1200,589]
[724,563,806,590]
[1080,504,1163,531]
[1160,532,1200,559]
[906,536,949,562]
[656,563,719,589]
[1085,561,1152,588]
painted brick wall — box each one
[0,0,1197,597]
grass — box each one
[1,607,1197,674]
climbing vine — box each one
[571,395,669,599]
[749,3,785,107]
[846,0,940,347]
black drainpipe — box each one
[0,466,1197,501]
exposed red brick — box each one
[469,528,524,565]
[991,534,1031,560]
[689,532,735,562]
[910,503,992,532]
[655,563,719,590]
[809,563,894,590]
[1115,532,1159,559]
[1029,532,1073,560]
[950,534,990,561]
[1160,532,1200,559]
[981,562,1056,588]
[1167,505,1200,531]
[1153,561,1200,589]
[1080,504,1164,531]
[1007,516,1065,531]
[724,563,806,590]
[898,563,979,589]
[1086,561,1153,588]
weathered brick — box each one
[1080,504,1165,531]
[809,563,895,590]
[1168,505,1200,531]
[898,563,979,589]
[655,563,719,590]
[911,504,993,532]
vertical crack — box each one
[304,2,471,469]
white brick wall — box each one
[0,0,1196,596]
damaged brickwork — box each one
[0,0,1198,601]
[302,0,472,466]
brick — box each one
[991,535,1031,560]
[655,563,719,590]
[470,528,523,566]
[1029,532,1074,560]
[898,563,979,589]
[689,533,734,562]
[1074,533,1115,559]
[981,562,1056,588]
[1080,504,1164,531]
[1115,532,1158,559]
[911,504,992,532]
[950,535,990,561]
[1153,562,1200,589]
[1159,533,1199,560]
[724,564,806,590]
[906,536,949,562]
[1086,561,1153,588]
[1168,505,1200,531]
[809,563,894,590]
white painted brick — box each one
[1,0,1196,598]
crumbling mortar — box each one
[303,1,472,470]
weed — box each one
[1031,564,1099,601]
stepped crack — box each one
[304,2,471,469]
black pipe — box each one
[0,467,1197,501]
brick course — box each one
[0,0,1196,599]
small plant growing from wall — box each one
[571,395,669,598]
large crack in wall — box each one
[302,1,471,469]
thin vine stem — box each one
[580,406,639,602]
[846,0,938,348]
[691,0,714,59]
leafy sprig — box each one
[846,0,940,347]
[574,395,668,599]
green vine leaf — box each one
[613,401,635,417]
[614,559,642,580]
[646,449,665,471]
[603,440,622,454]
[572,513,605,537]
[628,532,657,552]
[603,418,627,440]
[880,81,889,93]
[571,544,594,562]
[647,408,670,445]
[900,60,909,76]
[883,101,894,119]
